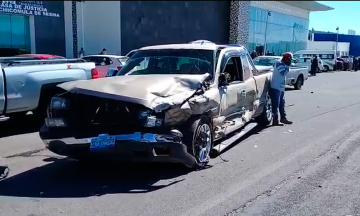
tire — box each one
[7,111,28,122]
[323,65,329,72]
[182,115,214,168]
[255,92,272,126]
[294,75,304,90]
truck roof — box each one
[138,43,246,52]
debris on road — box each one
[254,145,258,149]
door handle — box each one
[240,90,246,96]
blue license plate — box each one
[90,134,116,150]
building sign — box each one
[0,1,60,17]
[251,1,307,18]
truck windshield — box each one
[118,49,213,76]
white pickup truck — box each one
[253,56,309,90]
[0,58,95,120]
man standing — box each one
[78,47,85,58]
[270,52,293,126]
[250,50,258,59]
[311,55,318,76]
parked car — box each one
[0,59,95,121]
[15,54,66,60]
[40,42,274,169]
[253,56,309,90]
[336,58,344,70]
[0,56,43,63]
[82,55,128,78]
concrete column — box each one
[229,1,250,46]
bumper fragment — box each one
[39,125,197,168]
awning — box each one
[279,1,333,11]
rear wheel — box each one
[323,65,329,72]
[294,75,304,90]
[255,92,272,126]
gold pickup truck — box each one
[39,42,273,169]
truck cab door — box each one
[0,68,5,115]
[240,54,258,114]
[218,52,247,120]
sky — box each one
[309,1,359,35]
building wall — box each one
[314,33,360,57]
[33,1,66,56]
[75,1,121,56]
[229,1,250,45]
[307,41,350,56]
[120,1,230,55]
[248,1,310,55]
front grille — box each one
[67,93,150,137]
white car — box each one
[253,56,309,90]
[292,57,324,73]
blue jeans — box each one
[269,88,286,121]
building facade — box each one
[0,1,332,58]
[0,1,65,56]
[313,32,360,57]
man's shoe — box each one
[280,118,293,125]
[272,120,283,126]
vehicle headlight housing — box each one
[50,97,69,109]
[151,98,173,113]
[138,110,163,127]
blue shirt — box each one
[270,60,290,91]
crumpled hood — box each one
[57,73,210,109]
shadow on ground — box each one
[0,159,189,198]
[0,115,42,138]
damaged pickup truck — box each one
[39,42,273,169]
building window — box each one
[248,6,309,55]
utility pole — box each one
[263,11,271,56]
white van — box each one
[293,50,336,72]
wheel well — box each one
[298,74,304,79]
[37,83,67,109]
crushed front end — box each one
[39,93,198,168]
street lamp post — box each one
[263,11,271,56]
[335,27,339,57]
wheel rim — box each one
[265,94,272,121]
[194,124,212,164]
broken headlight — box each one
[46,97,69,127]
[50,97,69,109]
[138,110,163,127]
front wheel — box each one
[182,115,214,169]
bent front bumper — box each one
[39,125,197,168]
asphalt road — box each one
[0,71,360,216]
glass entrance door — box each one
[0,14,30,56]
